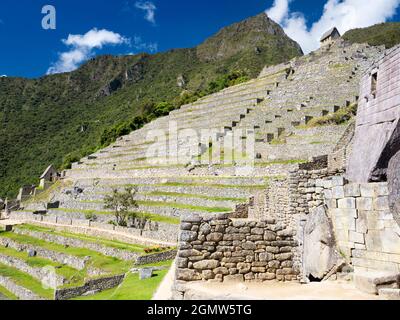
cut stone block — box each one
[332,176,346,187]
[360,184,375,197]
[139,268,153,280]
[373,196,390,211]
[354,271,400,295]
[349,231,365,244]
[344,184,361,197]
[375,183,389,196]
[337,198,356,209]
[378,288,400,300]
[332,186,345,199]
[323,190,333,200]
[356,197,373,211]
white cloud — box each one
[47,28,130,74]
[135,1,157,24]
[132,35,158,52]
[266,0,400,54]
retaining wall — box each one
[54,274,125,300]
[176,213,299,283]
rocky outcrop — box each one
[303,206,342,280]
[388,150,400,227]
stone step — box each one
[354,271,400,295]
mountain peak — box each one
[196,12,303,62]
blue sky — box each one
[0,0,399,78]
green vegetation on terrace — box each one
[137,200,231,213]
[0,285,18,300]
[22,180,73,204]
[50,208,180,225]
[0,231,132,276]
[0,13,303,198]
[301,103,357,128]
[0,245,86,288]
[73,269,169,300]
[153,182,267,189]
[343,22,400,49]
[144,191,247,203]
[16,224,147,253]
[0,263,54,299]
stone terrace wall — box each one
[54,274,125,300]
[9,213,177,246]
[322,177,400,273]
[176,213,299,283]
[0,276,44,300]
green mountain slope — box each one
[0,13,303,198]
[343,22,400,48]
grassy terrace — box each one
[16,224,147,253]
[74,270,168,300]
[73,260,173,300]
[137,200,231,213]
[143,191,247,202]
[0,245,86,288]
[51,208,180,225]
[0,263,54,299]
[0,231,132,276]
[78,199,233,212]
[0,284,18,300]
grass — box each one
[52,208,180,225]
[16,224,147,253]
[137,200,231,213]
[0,231,133,276]
[154,182,266,189]
[22,180,73,204]
[144,191,247,202]
[141,213,180,225]
[0,284,18,300]
[0,245,85,288]
[255,159,307,167]
[0,263,54,299]
[270,137,287,145]
[302,103,358,128]
[73,269,169,300]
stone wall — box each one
[136,250,177,265]
[348,44,400,182]
[54,274,125,300]
[176,213,299,283]
[0,276,44,300]
[9,213,177,246]
[0,253,65,287]
[322,177,400,273]
[0,237,87,270]
[13,228,140,261]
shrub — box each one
[104,187,139,227]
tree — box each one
[103,187,139,227]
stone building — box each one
[39,165,59,189]
[348,44,400,184]
[320,27,341,46]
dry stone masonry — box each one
[176,213,299,283]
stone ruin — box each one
[7,36,400,300]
